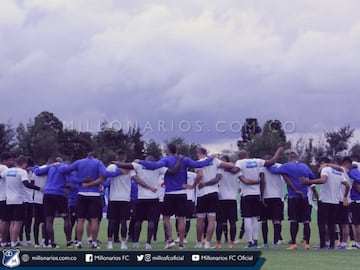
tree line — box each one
[0,112,359,167]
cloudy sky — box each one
[1,0,360,149]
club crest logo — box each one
[2,249,20,268]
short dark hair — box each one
[221,155,230,162]
[351,154,360,162]
[116,151,127,160]
[197,147,207,155]
[319,157,330,164]
[88,151,99,158]
[167,144,177,154]
[16,155,28,166]
[342,156,353,165]
[331,156,342,165]
[0,152,12,162]
[26,156,34,167]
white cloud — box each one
[1,0,360,143]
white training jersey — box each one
[320,167,347,204]
[0,164,8,201]
[196,158,222,198]
[187,171,196,202]
[132,163,165,200]
[2,167,29,205]
[23,172,35,203]
[308,185,315,206]
[158,175,165,202]
[218,169,239,200]
[341,171,352,202]
[261,163,285,200]
[235,158,265,196]
[33,165,47,204]
[107,164,136,202]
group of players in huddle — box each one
[1,143,360,250]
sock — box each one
[290,222,299,244]
[274,223,281,244]
[244,218,253,243]
[252,217,259,243]
[262,221,268,245]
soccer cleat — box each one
[145,243,152,250]
[234,239,242,245]
[107,242,113,250]
[204,242,213,249]
[164,241,176,249]
[133,242,140,249]
[194,242,203,249]
[183,239,188,243]
[260,244,269,249]
[178,245,185,250]
[214,243,222,249]
[91,243,100,249]
[228,242,234,249]
[121,244,128,250]
[276,240,285,245]
[27,241,34,247]
[76,242,83,249]
[174,238,180,243]
[34,244,41,248]
[271,244,278,249]
[287,244,298,250]
[305,244,311,250]
[51,243,60,249]
[66,240,74,247]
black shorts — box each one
[351,202,360,225]
[135,199,159,222]
[336,202,350,224]
[0,200,6,220]
[217,200,238,223]
[107,201,130,221]
[197,192,219,214]
[260,198,284,221]
[288,197,310,222]
[24,202,34,218]
[34,203,45,223]
[3,204,25,222]
[163,194,187,217]
[43,194,69,217]
[241,195,261,218]
[318,202,338,225]
[186,200,196,219]
[77,195,102,219]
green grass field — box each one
[16,215,359,270]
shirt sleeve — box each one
[34,166,50,176]
[349,169,360,183]
[320,167,330,177]
[267,164,286,174]
[139,158,168,170]
[20,169,30,182]
[185,157,213,168]
[256,159,266,167]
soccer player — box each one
[0,152,15,245]
[215,155,240,249]
[341,157,360,249]
[300,157,350,249]
[104,151,158,250]
[268,151,315,250]
[128,180,138,243]
[21,156,35,246]
[259,155,285,249]
[65,152,122,249]
[34,157,73,248]
[191,147,237,249]
[135,144,214,249]
[33,159,51,248]
[235,147,284,248]
[1,156,42,247]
